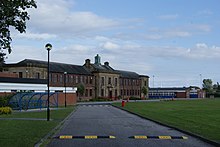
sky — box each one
[5,0,220,88]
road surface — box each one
[48,104,213,147]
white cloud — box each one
[165,30,191,37]
[187,43,220,59]
[28,0,119,36]
[13,32,57,40]
[197,10,213,16]
[101,42,120,50]
[196,24,211,32]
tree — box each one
[77,84,85,101]
[203,79,214,96]
[141,86,148,99]
[0,0,37,56]
[213,82,220,97]
[0,52,6,71]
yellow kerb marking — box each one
[134,136,147,139]
[85,136,98,139]
[159,136,172,139]
[182,136,188,139]
[59,136,72,139]
[109,136,116,139]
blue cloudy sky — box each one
[6,0,220,87]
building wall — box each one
[2,59,149,101]
[119,78,142,99]
[94,72,120,100]
[140,76,149,99]
[0,72,18,78]
[57,92,77,106]
[3,66,47,79]
[176,92,187,98]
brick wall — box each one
[0,72,18,78]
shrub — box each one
[0,107,12,115]
[0,94,13,107]
[89,97,112,102]
[129,96,141,100]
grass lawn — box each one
[113,98,220,142]
[0,107,74,147]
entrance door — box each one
[109,90,112,98]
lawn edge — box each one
[34,107,76,147]
[111,104,220,146]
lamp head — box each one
[45,43,52,51]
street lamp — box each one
[153,75,155,88]
[45,43,52,121]
[64,71,67,107]
[200,74,202,88]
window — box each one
[69,75,73,83]
[90,77,93,84]
[80,76,83,83]
[60,75,63,83]
[49,73,52,82]
[115,90,117,98]
[101,77,105,86]
[145,80,147,86]
[108,77,111,84]
[86,76,88,84]
[90,89,93,97]
[53,74,58,83]
[120,79,122,85]
[75,76,78,83]
[85,89,88,97]
[19,72,23,78]
[35,72,40,79]
[115,78,118,86]
[101,89,104,97]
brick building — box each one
[2,54,149,100]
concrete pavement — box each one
[47,104,213,147]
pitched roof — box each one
[5,59,92,75]
[91,64,119,74]
[117,70,140,79]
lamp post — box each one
[64,72,67,107]
[45,43,52,121]
[200,74,202,88]
[153,75,155,88]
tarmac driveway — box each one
[47,104,213,147]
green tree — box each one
[0,0,37,57]
[213,82,220,97]
[77,84,85,101]
[141,86,148,98]
[203,79,214,96]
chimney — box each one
[84,59,91,67]
[104,62,109,66]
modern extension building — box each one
[149,87,205,99]
[1,54,149,101]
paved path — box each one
[48,104,213,147]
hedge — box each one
[0,107,12,115]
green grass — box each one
[113,99,220,142]
[0,107,74,147]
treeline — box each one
[203,79,220,98]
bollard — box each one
[121,100,125,107]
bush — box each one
[129,96,141,100]
[0,107,12,115]
[89,97,112,102]
[0,94,13,107]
